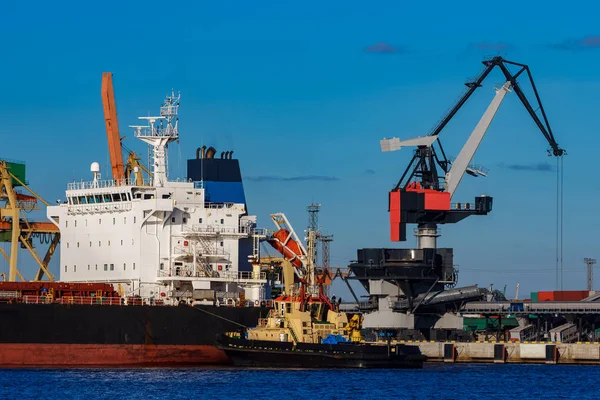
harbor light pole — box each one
[584,258,597,291]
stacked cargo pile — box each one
[529,290,590,302]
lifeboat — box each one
[267,229,305,269]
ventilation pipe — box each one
[229,151,234,159]
[206,146,216,159]
[196,145,206,160]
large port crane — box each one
[349,57,566,338]
[381,56,565,244]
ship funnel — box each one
[206,146,216,159]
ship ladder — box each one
[284,316,300,345]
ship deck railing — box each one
[157,270,266,281]
[184,224,254,236]
[67,178,153,190]
[18,295,166,306]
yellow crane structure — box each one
[0,160,59,282]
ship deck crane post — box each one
[101,73,126,184]
[101,72,151,186]
[381,56,565,247]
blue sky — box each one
[2,0,600,298]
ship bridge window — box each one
[78,196,87,204]
[143,194,154,200]
[70,197,78,205]
[95,194,103,203]
[103,194,112,203]
[127,192,131,201]
[112,193,122,202]
[86,195,95,204]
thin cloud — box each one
[365,169,376,175]
[550,35,600,51]
[469,42,512,52]
[502,163,554,172]
[246,175,340,182]
[364,42,405,54]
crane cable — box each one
[555,155,564,290]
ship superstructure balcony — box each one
[157,269,267,284]
[183,224,254,237]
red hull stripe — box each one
[0,344,230,367]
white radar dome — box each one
[90,162,101,173]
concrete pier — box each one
[391,341,600,364]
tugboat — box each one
[216,212,425,368]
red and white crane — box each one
[380,56,565,248]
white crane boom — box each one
[444,81,512,198]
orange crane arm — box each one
[101,72,125,182]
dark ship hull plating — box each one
[0,303,269,367]
[216,337,425,369]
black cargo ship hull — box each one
[0,303,269,367]
[216,336,425,369]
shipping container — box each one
[538,291,554,302]
[531,292,538,303]
[553,290,589,302]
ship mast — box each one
[130,91,180,187]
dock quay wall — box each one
[387,341,600,364]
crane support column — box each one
[415,223,440,249]
[0,162,21,281]
[444,81,512,197]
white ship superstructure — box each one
[47,91,267,306]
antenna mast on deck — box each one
[130,91,180,187]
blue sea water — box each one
[1,364,596,399]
